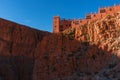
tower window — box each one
[60,25,63,28]
[86,15,91,19]
[75,21,79,25]
[109,8,112,11]
[100,9,106,13]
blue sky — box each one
[0,0,120,32]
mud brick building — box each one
[53,5,120,33]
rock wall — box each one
[0,12,120,80]
[60,12,120,79]
[0,18,50,80]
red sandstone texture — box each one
[61,12,120,79]
[0,6,120,80]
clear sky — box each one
[0,0,120,32]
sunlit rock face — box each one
[55,12,120,80]
[0,12,120,80]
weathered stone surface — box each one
[56,12,120,80]
[0,12,120,80]
[0,18,50,80]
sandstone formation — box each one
[0,12,120,80]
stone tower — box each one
[53,16,60,33]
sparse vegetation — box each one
[63,28,75,40]
[86,34,90,41]
[108,63,117,69]
[118,29,120,34]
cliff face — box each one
[0,12,120,80]
[61,12,120,79]
[0,18,50,80]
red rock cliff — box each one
[0,12,120,80]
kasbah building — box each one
[53,5,120,33]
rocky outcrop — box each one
[61,12,120,80]
[0,12,120,80]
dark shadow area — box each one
[35,33,120,80]
[50,40,120,80]
[0,55,34,80]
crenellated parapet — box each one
[53,5,120,33]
